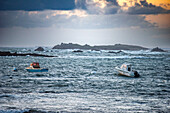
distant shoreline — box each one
[52,43,148,51]
[0,51,57,57]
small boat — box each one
[26,62,48,72]
[115,63,140,77]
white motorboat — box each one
[115,63,140,77]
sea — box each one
[0,47,170,113]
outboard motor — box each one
[134,71,140,77]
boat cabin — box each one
[30,62,40,68]
[120,64,132,71]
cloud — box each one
[0,0,75,11]
[0,11,52,28]
[75,0,87,9]
[0,10,88,28]
[0,0,169,29]
[0,0,169,15]
[75,0,120,14]
[75,0,170,15]
[124,0,170,15]
[0,10,154,29]
[70,14,154,29]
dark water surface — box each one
[0,48,170,113]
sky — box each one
[0,0,170,48]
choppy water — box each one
[0,48,170,113]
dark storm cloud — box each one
[127,0,170,15]
[0,0,75,11]
[104,0,120,14]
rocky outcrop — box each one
[52,43,148,51]
[151,47,166,52]
[35,47,44,51]
[93,44,148,50]
[72,50,83,53]
[0,51,57,57]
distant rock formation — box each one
[0,51,57,57]
[52,43,148,51]
[93,44,148,50]
[72,50,83,53]
[35,47,44,51]
[52,43,91,50]
[151,47,166,52]
[108,50,123,54]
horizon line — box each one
[0,43,170,49]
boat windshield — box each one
[121,64,131,71]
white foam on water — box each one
[123,50,150,54]
[123,50,170,55]
[58,55,158,59]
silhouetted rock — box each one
[0,51,57,57]
[151,47,166,52]
[117,50,123,53]
[35,47,44,51]
[52,43,148,51]
[72,50,83,53]
[23,109,46,113]
[108,50,123,54]
[108,51,117,53]
[94,44,147,50]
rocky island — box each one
[52,43,91,50]
[35,47,44,51]
[52,43,148,51]
[151,47,166,52]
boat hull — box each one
[115,67,138,77]
[118,70,134,77]
[26,68,48,72]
